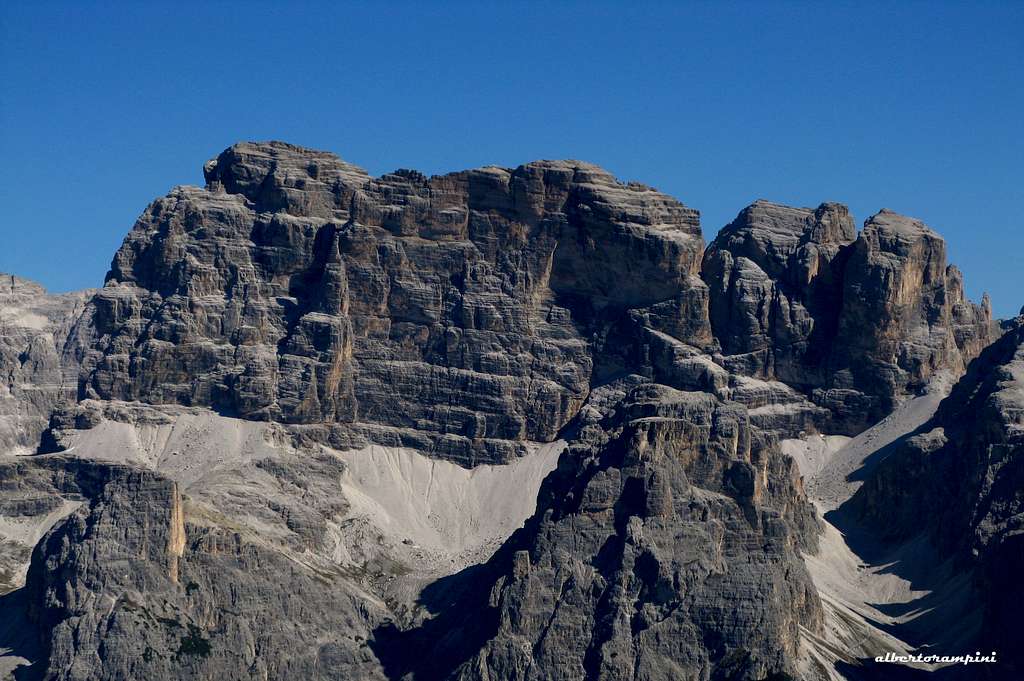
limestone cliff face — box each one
[831,210,993,415]
[849,318,1024,676]
[372,381,822,681]
[79,142,710,465]
[703,201,856,389]
[0,142,1009,681]
[463,389,820,681]
[0,275,94,455]
[13,380,823,681]
[20,458,390,681]
[702,203,994,432]
[74,145,994,458]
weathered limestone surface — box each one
[0,275,94,455]
[78,142,711,465]
[703,202,994,432]
[70,146,994,454]
[703,201,856,386]
[0,142,1009,680]
[371,380,822,681]
[13,457,389,681]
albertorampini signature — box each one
[875,651,998,666]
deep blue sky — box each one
[2,2,1021,317]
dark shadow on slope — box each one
[369,393,629,680]
[369,437,586,680]
[843,435,915,482]
[371,559,503,681]
[824,502,982,654]
[0,587,44,681]
[813,407,988,676]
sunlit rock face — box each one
[0,275,94,455]
[0,142,1009,680]
[703,202,994,433]
[79,142,711,465]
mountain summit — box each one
[0,143,1016,681]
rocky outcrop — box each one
[75,146,994,458]
[7,377,823,681]
[375,380,822,681]
[0,275,93,455]
[78,142,711,465]
[703,203,993,432]
[848,318,1024,676]
[19,458,390,681]
[0,456,84,597]
[831,210,993,418]
[0,142,1009,681]
[703,201,856,386]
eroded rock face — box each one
[831,210,993,420]
[9,379,823,681]
[79,142,710,465]
[849,319,1024,675]
[74,146,994,457]
[0,275,94,455]
[21,458,390,681]
[375,381,822,681]
[0,142,1009,681]
[702,203,993,432]
[703,201,855,386]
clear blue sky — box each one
[2,1,1021,317]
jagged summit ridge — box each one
[81,142,711,466]
[78,142,994,460]
[0,142,1011,681]
[704,197,993,431]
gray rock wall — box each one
[80,143,710,465]
[703,202,994,432]
[371,382,821,681]
[0,275,94,455]
[0,142,1009,680]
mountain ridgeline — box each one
[0,142,1016,681]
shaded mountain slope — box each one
[0,142,1010,680]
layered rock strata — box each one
[0,275,93,455]
[703,201,993,431]
[15,457,390,680]
[375,381,822,681]
[77,142,712,465]
[0,142,1007,681]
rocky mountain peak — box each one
[0,143,1013,681]
[0,275,95,455]
[75,145,998,454]
[82,144,711,466]
[703,199,993,431]
[202,140,371,214]
[706,199,856,281]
